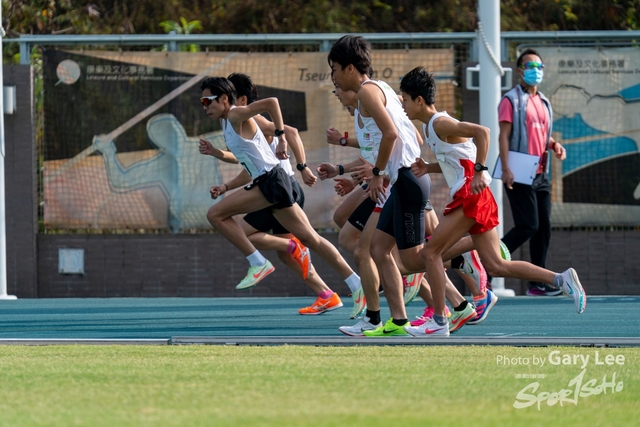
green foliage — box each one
[159,17,203,35]
[159,17,203,51]
[2,0,639,38]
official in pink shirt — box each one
[497,48,568,297]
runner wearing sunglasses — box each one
[200,76,363,304]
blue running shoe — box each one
[468,290,498,325]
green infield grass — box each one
[0,345,638,427]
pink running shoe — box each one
[461,250,488,294]
[410,306,451,327]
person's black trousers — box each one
[502,172,552,287]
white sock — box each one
[246,251,267,267]
[344,273,361,293]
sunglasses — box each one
[520,61,544,70]
[200,95,218,106]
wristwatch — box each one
[474,163,489,172]
[296,163,307,171]
[274,129,285,137]
[339,131,349,146]
[372,167,389,177]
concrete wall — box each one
[37,233,353,298]
[36,229,639,298]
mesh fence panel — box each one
[40,41,469,232]
[505,42,640,228]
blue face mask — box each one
[523,68,543,86]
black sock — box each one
[454,300,469,312]
[392,318,408,326]
[450,255,465,270]
[366,309,381,325]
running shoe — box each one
[298,292,343,315]
[468,290,498,325]
[404,317,450,337]
[499,241,511,261]
[486,242,510,291]
[526,283,563,296]
[338,316,382,336]
[448,303,476,333]
[363,318,409,337]
[350,286,367,319]
[236,261,275,290]
[403,273,424,305]
[409,306,451,327]
[290,237,311,280]
[560,268,587,314]
[461,250,488,294]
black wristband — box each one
[274,129,285,137]
[296,163,307,171]
[338,164,344,175]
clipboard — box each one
[492,151,540,185]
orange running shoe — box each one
[298,293,343,315]
[291,237,311,280]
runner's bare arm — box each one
[411,158,441,178]
[199,138,239,164]
[228,98,285,133]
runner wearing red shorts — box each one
[399,66,586,338]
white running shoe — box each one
[404,317,450,337]
[349,287,367,319]
[560,268,586,314]
[338,317,382,336]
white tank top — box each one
[423,111,492,197]
[270,136,294,177]
[354,109,376,164]
[355,108,392,209]
[359,80,421,184]
[221,107,279,178]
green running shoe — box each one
[350,286,367,319]
[448,303,476,333]
[500,241,511,261]
[363,318,409,337]
[403,273,424,305]
[236,261,275,290]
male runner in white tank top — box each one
[201,77,363,299]
[199,73,346,316]
[328,35,434,337]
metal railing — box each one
[4,30,640,64]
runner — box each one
[399,66,586,338]
[324,84,497,333]
[200,76,364,315]
[328,35,441,337]
[200,73,344,315]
